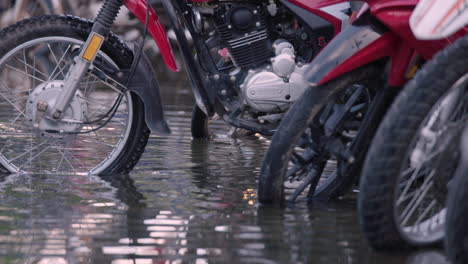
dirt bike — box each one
[357,0,468,249]
[0,0,363,175]
[258,0,466,207]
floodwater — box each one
[0,76,450,264]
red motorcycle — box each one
[258,0,466,205]
[0,0,362,175]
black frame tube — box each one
[160,0,214,117]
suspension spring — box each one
[93,0,124,36]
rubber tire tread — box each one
[258,64,381,204]
[0,15,150,175]
[358,36,468,249]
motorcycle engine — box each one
[213,1,310,113]
[241,40,307,113]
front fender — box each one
[125,51,171,135]
[124,0,178,72]
[304,15,396,85]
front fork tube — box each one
[51,32,104,119]
[50,0,121,120]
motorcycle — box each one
[258,0,465,207]
[357,0,468,249]
[0,0,361,175]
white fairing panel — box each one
[319,2,351,30]
[410,0,468,40]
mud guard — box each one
[124,0,178,72]
[125,52,171,135]
[304,15,394,86]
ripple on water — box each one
[0,84,438,263]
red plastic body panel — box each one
[318,0,465,86]
[291,0,348,9]
[288,0,349,34]
[318,33,398,85]
[372,2,453,60]
[388,44,414,86]
[124,0,178,72]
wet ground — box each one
[0,76,450,263]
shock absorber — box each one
[93,0,123,37]
[51,0,123,120]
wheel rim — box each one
[394,73,468,243]
[0,36,133,175]
[283,84,372,202]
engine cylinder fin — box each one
[214,4,274,69]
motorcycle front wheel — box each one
[358,36,468,249]
[258,64,384,204]
[0,15,150,175]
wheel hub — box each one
[26,80,87,134]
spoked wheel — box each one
[0,16,149,175]
[283,84,373,203]
[359,36,468,249]
[394,80,465,244]
[258,65,383,204]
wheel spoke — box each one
[397,145,446,205]
[396,166,418,205]
[81,75,98,98]
[400,170,435,226]
[53,142,88,172]
[78,95,128,117]
[9,137,51,163]
[47,43,69,79]
[88,70,125,95]
[13,54,48,81]
[55,147,78,173]
[47,43,72,82]
[0,86,29,119]
[0,89,32,95]
[18,144,53,170]
[0,37,133,174]
[447,90,468,122]
[4,63,46,83]
[0,112,27,136]
[86,93,121,118]
[0,79,28,101]
[288,166,319,203]
[0,117,29,155]
[413,199,437,227]
[0,95,29,106]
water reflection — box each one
[0,81,449,263]
[406,250,450,264]
[0,172,143,263]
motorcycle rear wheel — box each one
[0,15,150,175]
